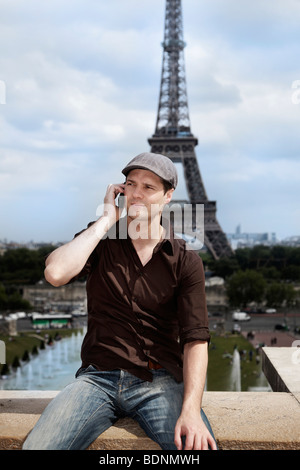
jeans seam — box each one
[67,400,113,450]
[132,410,170,450]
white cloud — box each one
[0,0,299,242]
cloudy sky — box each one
[0,0,300,244]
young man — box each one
[23,152,217,451]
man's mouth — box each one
[130,203,145,207]
[128,203,148,217]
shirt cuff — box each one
[180,327,210,351]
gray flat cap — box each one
[122,152,178,189]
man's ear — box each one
[165,188,174,204]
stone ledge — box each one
[262,347,300,396]
[1,390,300,450]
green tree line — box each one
[0,244,299,311]
[201,245,300,309]
[0,245,56,311]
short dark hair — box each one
[161,178,173,194]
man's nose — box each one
[132,186,143,198]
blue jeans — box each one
[23,366,216,450]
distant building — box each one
[22,280,87,313]
[280,236,300,247]
[226,225,278,249]
[205,277,227,310]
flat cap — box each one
[122,152,178,189]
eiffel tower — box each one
[148,0,232,259]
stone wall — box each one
[0,390,299,450]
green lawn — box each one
[207,332,268,391]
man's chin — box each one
[128,205,148,219]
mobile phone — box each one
[117,192,125,209]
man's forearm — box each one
[174,340,217,450]
[181,340,208,414]
[44,215,109,287]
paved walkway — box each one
[242,330,298,348]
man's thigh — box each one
[23,368,118,450]
[130,370,217,450]
[130,369,184,450]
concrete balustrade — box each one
[0,347,299,450]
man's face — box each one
[124,168,173,221]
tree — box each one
[0,282,32,312]
[265,282,296,308]
[207,256,240,279]
[0,283,8,310]
[6,291,32,311]
[226,270,266,308]
[249,245,272,269]
[234,247,251,271]
[281,265,300,282]
[0,245,56,285]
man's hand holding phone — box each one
[103,183,126,228]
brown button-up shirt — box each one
[72,218,210,382]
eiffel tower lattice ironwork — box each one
[148,0,232,259]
